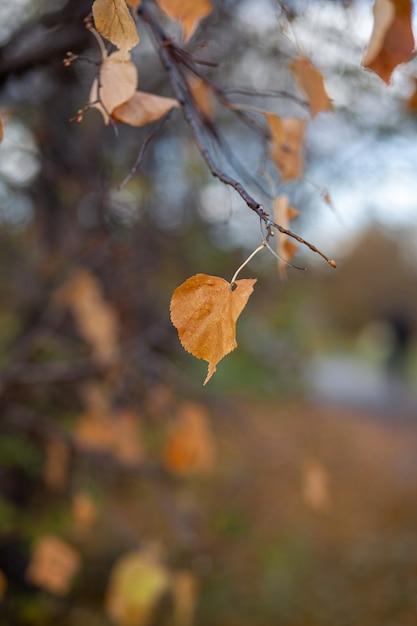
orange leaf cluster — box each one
[170,274,256,384]
[155,0,213,42]
[273,195,300,280]
[362,0,414,83]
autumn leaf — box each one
[266,113,306,182]
[362,0,414,84]
[164,401,215,474]
[106,547,170,626]
[155,0,213,42]
[26,536,81,595]
[170,274,256,384]
[92,0,139,52]
[112,91,180,126]
[273,195,300,280]
[290,56,332,118]
[90,50,138,124]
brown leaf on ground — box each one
[170,274,256,384]
[90,50,138,124]
[155,0,213,41]
[164,401,215,474]
[290,56,332,118]
[266,113,306,182]
[362,0,414,83]
[92,0,139,52]
[112,91,180,126]
[26,536,81,595]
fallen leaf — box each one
[188,76,215,119]
[164,401,215,474]
[290,56,332,117]
[26,535,81,595]
[273,195,300,280]
[92,0,139,52]
[266,113,306,182]
[90,50,138,124]
[155,0,213,41]
[170,274,256,384]
[56,269,119,365]
[362,0,414,83]
[172,570,197,626]
[112,91,180,126]
[106,547,170,626]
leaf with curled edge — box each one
[90,50,138,124]
[92,0,139,52]
[170,274,256,384]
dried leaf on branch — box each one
[290,56,332,118]
[90,50,138,124]
[266,114,306,182]
[273,195,300,280]
[170,274,256,384]
[92,0,139,52]
[112,91,180,126]
[362,0,414,83]
[155,0,213,42]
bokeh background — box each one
[1,0,417,624]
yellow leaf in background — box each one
[57,269,119,365]
[90,50,138,124]
[362,0,414,84]
[106,548,170,626]
[266,113,306,182]
[112,91,180,126]
[155,0,213,41]
[172,570,197,626]
[273,195,299,280]
[170,274,256,384]
[303,459,331,512]
[164,401,215,474]
[92,0,139,52]
[290,56,332,118]
[188,76,215,119]
[26,535,81,595]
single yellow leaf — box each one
[106,548,170,626]
[112,91,180,126]
[164,401,215,475]
[90,50,138,124]
[92,0,139,52]
[273,195,299,280]
[362,0,414,83]
[170,274,256,384]
[155,0,213,42]
[290,56,332,118]
[266,113,306,182]
[26,536,81,596]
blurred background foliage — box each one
[1,0,417,624]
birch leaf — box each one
[170,274,256,384]
[290,56,332,118]
[362,0,414,83]
[92,0,139,52]
[155,0,213,42]
[90,50,138,124]
[266,113,306,182]
[112,91,180,126]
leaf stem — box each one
[231,244,266,284]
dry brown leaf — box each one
[362,0,414,83]
[112,91,180,126]
[188,76,215,119]
[26,535,81,595]
[90,50,138,124]
[92,0,139,52]
[172,570,197,626]
[266,113,306,182]
[155,0,213,41]
[106,548,170,626]
[273,195,300,280]
[43,438,69,492]
[57,269,119,364]
[164,401,215,475]
[303,460,331,512]
[170,274,256,384]
[290,56,332,118]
